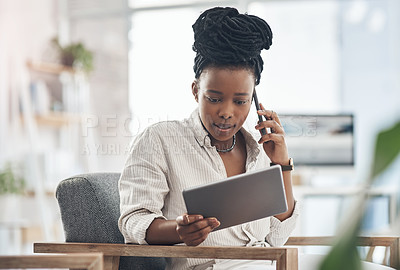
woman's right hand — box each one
[176,214,220,246]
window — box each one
[129,1,340,134]
[129,8,198,133]
[248,1,340,114]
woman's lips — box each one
[213,123,235,133]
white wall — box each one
[0,0,58,166]
[67,1,131,173]
[340,0,400,184]
[0,0,62,253]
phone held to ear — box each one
[253,90,271,135]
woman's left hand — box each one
[255,103,289,165]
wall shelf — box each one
[35,112,81,127]
[26,61,75,75]
[20,112,81,127]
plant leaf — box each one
[318,209,363,270]
[319,120,400,269]
[370,121,400,181]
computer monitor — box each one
[279,114,354,166]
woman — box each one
[119,7,299,270]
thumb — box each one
[176,214,190,225]
[176,214,203,225]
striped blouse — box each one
[118,108,299,270]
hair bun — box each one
[192,7,273,84]
[192,7,272,63]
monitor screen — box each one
[279,114,354,166]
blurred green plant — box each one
[0,163,26,195]
[52,37,94,74]
[319,120,400,270]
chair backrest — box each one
[56,173,166,270]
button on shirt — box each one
[118,108,299,270]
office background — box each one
[1,0,399,261]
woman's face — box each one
[192,67,255,145]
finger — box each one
[207,217,220,229]
[259,103,282,126]
[177,220,208,236]
[184,226,214,246]
[258,103,273,120]
[190,221,218,239]
[255,120,284,135]
[180,218,219,234]
[176,214,203,226]
[182,219,220,246]
[258,133,286,145]
[176,218,219,242]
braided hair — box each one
[192,7,273,85]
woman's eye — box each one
[206,96,221,103]
[235,100,249,105]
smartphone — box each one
[252,90,267,136]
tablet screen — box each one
[182,165,288,231]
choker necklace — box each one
[216,134,236,153]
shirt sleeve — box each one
[266,200,300,247]
[118,127,169,244]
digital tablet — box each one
[182,165,288,231]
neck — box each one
[212,134,236,153]
[199,119,237,152]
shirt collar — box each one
[188,108,210,147]
[240,126,261,162]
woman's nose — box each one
[218,102,233,119]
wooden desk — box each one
[0,253,103,270]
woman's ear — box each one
[192,80,199,102]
